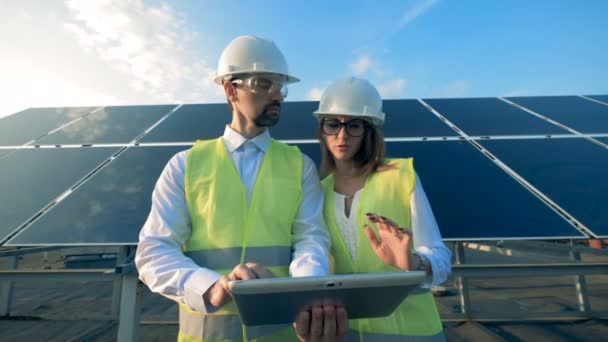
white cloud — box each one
[0,1,223,120]
[351,55,373,76]
[377,79,407,98]
[432,80,471,98]
[63,0,222,104]
[399,0,439,28]
[307,87,324,101]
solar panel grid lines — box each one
[33,104,178,145]
[130,104,184,144]
[6,145,186,246]
[581,95,608,106]
[418,99,470,139]
[505,95,608,134]
[420,99,593,239]
[44,106,104,137]
[479,138,608,238]
[3,145,133,246]
[499,97,581,135]
[2,95,607,246]
[138,103,233,143]
[500,97,608,149]
[465,139,596,239]
[0,147,120,245]
[0,106,101,148]
[423,97,567,136]
[378,99,458,138]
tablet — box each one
[228,271,425,326]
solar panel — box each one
[139,103,231,143]
[586,95,608,104]
[0,149,15,158]
[424,98,568,136]
[479,138,608,238]
[269,101,320,140]
[376,99,457,138]
[0,107,95,146]
[6,146,185,246]
[4,96,605,245]
[293,141,584,240]
[33,105,176,145]
[506,96,608,134]
[0,147,118,245]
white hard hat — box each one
[214,35,300,85]
[313,77,385,126]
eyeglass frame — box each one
[229,74,288,98]
[320,118,369,137]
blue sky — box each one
[1,0,607,119]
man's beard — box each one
[253,101,281,127]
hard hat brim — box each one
[313,110,385,126]
[214,72,300,85]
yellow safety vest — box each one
[181,137,303,342]
[322,158,445,341]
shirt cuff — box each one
[290,254,330,277]
[183,268,222,313]
[415,248,448,288]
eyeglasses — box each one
[231,75,288,98]
[321,118,367,137]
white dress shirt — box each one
[333,173,452,286]
[135,126,331,313]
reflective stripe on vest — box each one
[179,309,289,340]
[322,158,443,337]
[185,246,291,270]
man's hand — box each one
[204,262,276,308]
[294,304,348,342]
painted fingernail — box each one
[365,213,372,216]
[380,216,387,220]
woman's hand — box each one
[363,213,416,271]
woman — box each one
[313,77,452,341]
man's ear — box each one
[224,81,237,103]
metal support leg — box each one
[1,255,18,316]
[117,272,140,342]
[455,242,472,319]
[569,240,591,314]
[112,247,128,318]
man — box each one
[135,35,346,341]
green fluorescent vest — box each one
[180,137,303,342]
[322,159,444,340]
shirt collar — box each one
[223,125,271,153]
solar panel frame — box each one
[506,96,608,134]
[139,103,232,143]
[5,95,606,246]
[379,99,458,138]
[478,138,608,238]
[585,95,608,104]
[33,105,177,145]
[0,107,97,146]
[6,146,186,246]
[0,147,120,245]
[424,97,568,136]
